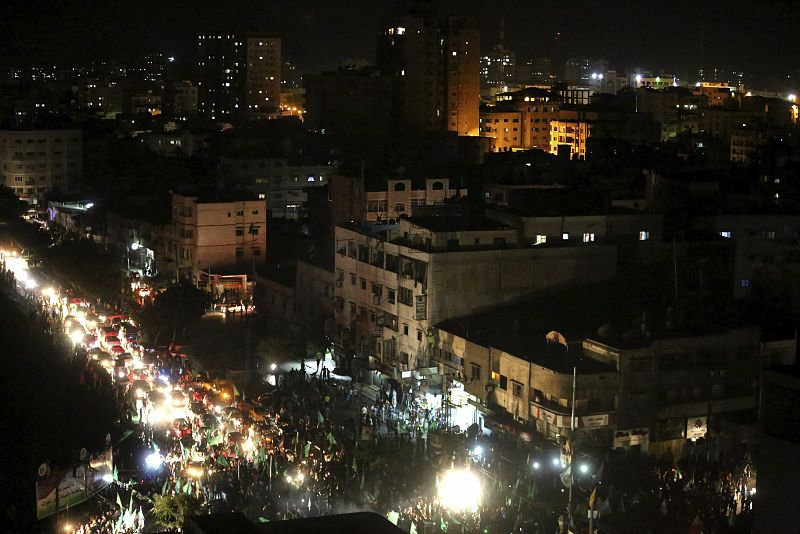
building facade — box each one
[0,129,82,202]
[166,192,267,285]
[218,157,333,220]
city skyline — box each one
[2,0,800,85]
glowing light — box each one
[70,330,85,345]
[145,452,163,470]
[25,279,37,289]
[438,469,482,512]
[750,487,757,495]
[579,464,589,474]
[270,363,277,371]
[285,475,293,483]
[533,461,540,470]
[101,473,114,483]
[552,458,561,467]
[789,94,797,103]
[296,472,305,482]
[130,242,140,251]
[472,446,482,456]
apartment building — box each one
[480,88,559,152]
[219,157,332,220]
[333,215,617,378]
[166,191,267,289]
[363,178,467,223]
[0,129,82,202]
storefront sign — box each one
[530,405,570,428]
[686,416,708,440]
[580,413,609,428]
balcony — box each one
[431,352,464,374]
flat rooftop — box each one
[404,215,513,233]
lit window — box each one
[583,233,595,242]
[720,231,732,239]
[535,235,547,245]
[562,233,569,240]
[639,231,650,241]
[258,193,266,199]
[740,279,751,288]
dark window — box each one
[393,182,406,191]
[499,375,508,390]
[398,287,413,306]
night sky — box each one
[2,0,799,80]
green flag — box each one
[233,383,240,397]
[440,516,447,531]
[208,431,224,447]
[304,441,312,458]
[161,479,169,495]
[175,478,182,493]
[116,492,123,509]
[217,455,230,467]
[387,511,399,525]
[317,410,325,424]
[113,464,118,482]
[183,481,192,495]
[258,517,270,523]
[352,457,357,473]
[410,522,417,534]
[327,432,336,448]
[128,493,134,514]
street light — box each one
[438,468,482,512]
[270,363,277,371]
[532,461,540,470]
[579,463,589,474]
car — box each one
[110,345,125,356]
[170,389,188,408]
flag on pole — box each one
[233,383,240,397]
[128,493,134,514]
[327,432,336,447]
[113,465,119,482]
[317,410,325,424]
[116,492,123,509]
[304,441,312,458]
[183,481,192,495]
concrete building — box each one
[218,157,333,220]
[480,87,559,152]
[636,87,705,141]
[363,178,467,223]
[196,33,281,120]
[755,365,800,534]
[377,9,480,136]
[244,35,281,117]
[550,108,660,160]
[128,90,161,115]
[168,81,198,116]
[333,215,617,380]
[165,191,267,292]
[304,67,399,135]
[0,129,82,202]
[699,214,800,299]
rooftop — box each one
[404,214,513,233]
[436,275,748,362]
[173,186,260,204]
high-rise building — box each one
[196,33,281,120]
[196,34,243,119]
[244,35,281,116]
[480,44,516,88]
[377,7,480,136]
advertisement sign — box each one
[613,427,650,449]
[686,416,708,440]
[414,295,426,320]
[530,405,571,428]
[580,413,610,428]
[36,448,113,520]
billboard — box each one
[36,447,113,520]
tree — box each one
[151,493,201,531]
[0,185,26,220]
[140,283,210,339]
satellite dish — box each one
[545,330,567,346]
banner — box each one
[36,448,113,520]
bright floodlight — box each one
[579,463,589,474]
[145,452,163,470]
[552,457,561,467]
[533,461,540,470]
[70,330,84,345]
[25,279,36,289]
[101,473,114,483]
[438,469,481,512]
[473,446,482,456]
[270,363,277,371]
[789,94,797,103]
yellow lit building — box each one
[549,119,592,159]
